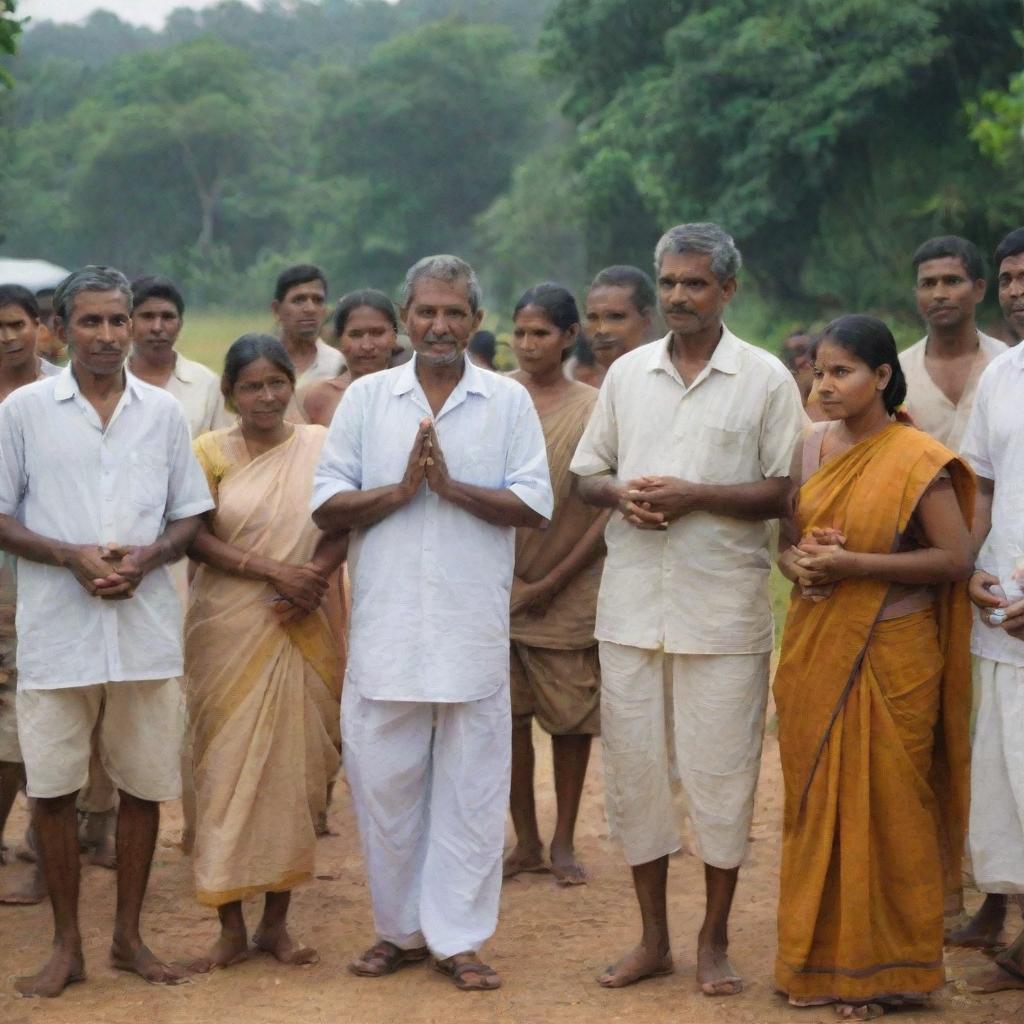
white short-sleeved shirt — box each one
[960,342,1024,667]
[900,331,1007,450]
[571,328,805,655]
[312,355,553,703]
[163,353,232,438]
[298,339,345,386]
[0,367,214,689]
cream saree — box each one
[186,424,342,906]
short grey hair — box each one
[654,223,742,283]
[53,265,133,323]
[400,254,482,313]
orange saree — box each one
[773,423,974,1004]
[185,425,343,907]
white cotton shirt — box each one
[571,328,805,655]
[0,367,215,690]
[312,355,553,703]
[960,342,1024,668]
[900,331,1007,450]
[163,353,232,438]
[298,339,345,386]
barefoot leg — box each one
[189,901,249,973]
[253,890,319,965]
[109,792,188,985]
[83,808,116,869]
[549,733,592,885]
[598,855,674,987]
[697,863,743,996]
[946,893,1008,948]
[504,718,545,878]
[0,860,46,904]
[14,792,86,998]
[0,759,24,849]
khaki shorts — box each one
[510,643,600,736]
[16,680,182,802]
[599,642,770,870]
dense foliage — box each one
[1,0,1022,331]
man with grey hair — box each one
[312,254,552,991]
[0,266,214,997]
[572,223,804,995]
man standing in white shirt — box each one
[272,264,344,388]
[958,227,1024,990]
[0,266,214,998]
[900,235,1006,451]
[127,276,230,438]
[312,255,552,992]
[572,223,804,996]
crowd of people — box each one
[0,220,1022,1021]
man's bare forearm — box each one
[134,516,202,574]
[576,473,623,510]
[313,484,413,532]
[439,480,546,528]
[691,478,790,520]
[0,513,75,567]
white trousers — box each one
[970,656,1024,894]
[599,642,770,869]
[342,683,511,958]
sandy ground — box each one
[1,723,1022,1024]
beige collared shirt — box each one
[900,330,1007,450]
[571,328,805,655]
[163,353,231,438]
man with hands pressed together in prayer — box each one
[312,255,552,992]
[571,223,804,995]
[0,266,213,997]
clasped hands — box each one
[969,571,1024,640]
[67,543,152,600]
[787,527,852,601]
[401,418,452,499]
[617,476,703,530]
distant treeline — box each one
[1,0,1023,339]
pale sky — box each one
[20,0,260,30]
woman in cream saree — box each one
[186,335,345,970]
[774,316,975,1020]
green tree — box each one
[544,0,1023,314]
[0,0,22,91]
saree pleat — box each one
[774,423,974,1002]
[186,426,342,907]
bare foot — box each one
[597,944,673,988]
[550,841,589,886]
[189,927,249,974]
[14,840,36,864]
[110,941,190,985]
[967,962,1024,993]
[86,840,117,870]
[14,943,85,998]
[0,863,45,904]
[946,894,1007,949]
[697,940,742,996]
[835,1004,885,1020]
[502,841,546,879]
[253,923,319,965]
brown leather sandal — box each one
[348,940,429,977]
[433,953,501,991]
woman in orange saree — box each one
[773,316,975,1020]
[185,335,346,971]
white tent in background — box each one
[0,258,70,291]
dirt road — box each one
[1,727,1021,1024]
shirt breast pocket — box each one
[129,450,169,511]
[697,424,754,484]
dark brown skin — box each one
[128,297,182,388]
[272,278,327,378]
[0,302,46,401]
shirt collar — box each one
[54,363,142,405]
[391,353,494,400]
[647,324,742,381]
[171,352,198,384]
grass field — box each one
[177,309,272,372]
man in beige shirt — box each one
[128,276,230,439]
[900,235,1006,450]
[271,264,344,388]
[572,222,804,997]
